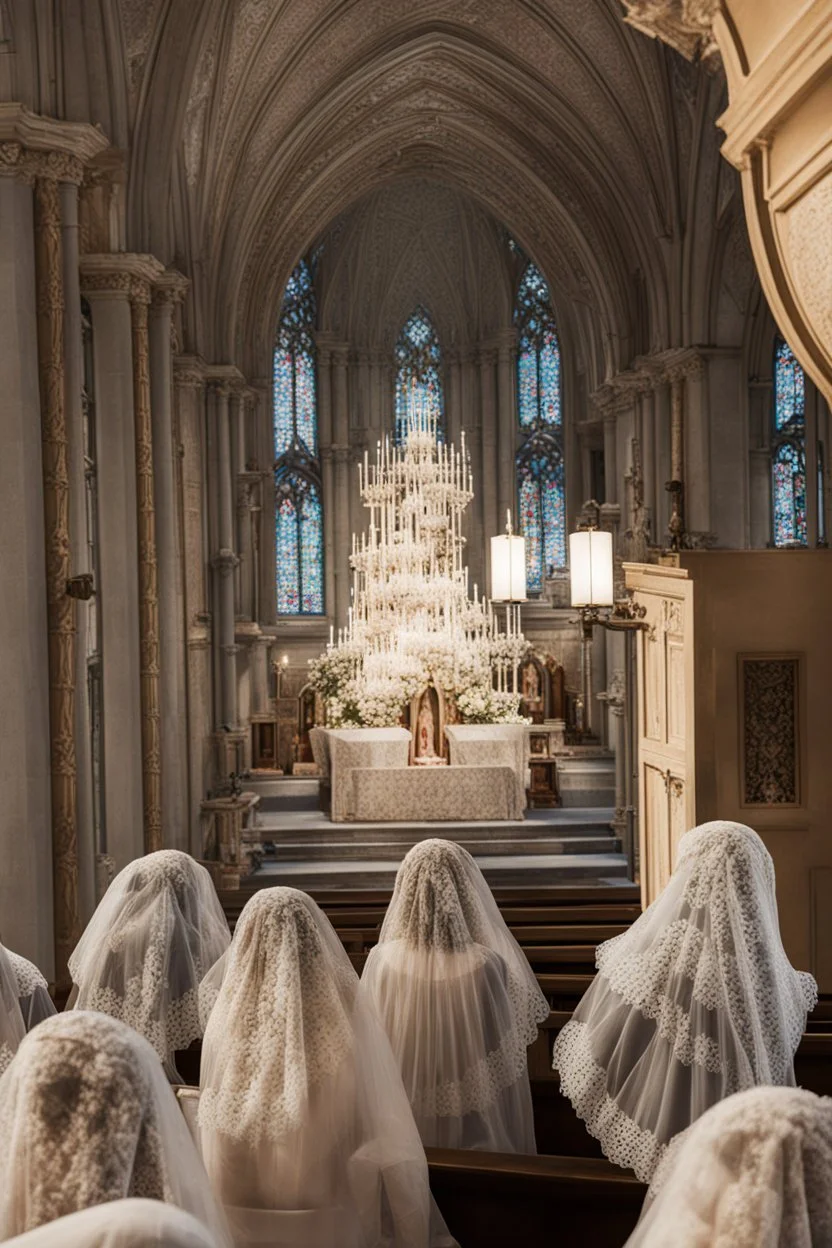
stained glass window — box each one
[274,259,324,613]
[771,337,807,547]
[514,261,565,591]
[394,309,444,444]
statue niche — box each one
[292,683,323,775]
[408,685,447,766]
[520,656,546,723]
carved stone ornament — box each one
[622,0,720,64]
[0,104,108,185]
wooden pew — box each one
[426,1148,645,1248]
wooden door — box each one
[623,563,696,907]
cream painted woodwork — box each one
[624,563,696,909]
[679,550,832,989]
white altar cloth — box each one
[445,723,528,811]
[349,765,523,822]
[316,727,412,822]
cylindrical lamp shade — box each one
[490,534,527,601]
[569,529,615,607]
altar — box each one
[312,725,526,823]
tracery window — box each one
[394,309,444,445]
[273,259,324,614]
[514,261,566,594]
[771,336,807,548]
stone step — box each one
[255,807,617,837]
[262,833,620,861]
[252,853,630,892]
[247,777,320,800]
[557,759,616,809]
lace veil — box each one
[360,839,549,1152]
[1,1199,220,1248]
[198,886,445,1248]
[625,1087,832,1247]
[68,850,230,1071]
[0,1011,230,1245]
[553,821,817,1183]
[2,946,56,1030]
[0,943,26,1074]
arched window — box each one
[514,262,565,594]
[771,336,807,547]
[394,309,444,444]
[273,259,324,613]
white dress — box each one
[68,849,230,1077]
[196,886,453,1248]
[1,1199,221,1247]
[360,839,549,1153]
[625,1086,832,1246]
[0,1011,230,1246]
[553,820,818,1183]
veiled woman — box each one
[360,839,549,1153]
[553,821,817,1184]
[0,1011,229,1245]
[68,849,230,1078]
[1,1200,221,1248]
[0,942,55,1033]
[193,886,453,1248]
[625,1086,832,1247]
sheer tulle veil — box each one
[553,821,817,1183]
[68,850,230,1072]
[625,1087,832,1247]
[361,839,549,1152]
[0,943,26,1074]
[197,886,450,1248]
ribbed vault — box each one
[122,0,701,386]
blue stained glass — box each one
[275,472,324,614]
[774,338,805,432]
[515,263,561,428]
[394,309,444,444]
[514,260,565,591]
[274,259,317,457]
[771,336,808,548]
[274,257,324,613]
[772,442,807,547]
[519,474,543,595]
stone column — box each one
[0,165,54,972]
[61,177,96,922]
[497,334,516,528]
[654,381,671,540]
[603,414,618,505]
[684,356,710,537]
[80,259,143,872]
[640,388,656,539]
[316,340,335,619]
[668,372,685,548]
[479,346,498,593]
[129,266,165,853]
[332,346,350,626]
[149,270,189,851]
[32,169,83,986]
[209,373,241,730]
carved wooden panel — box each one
[739,655,800,807]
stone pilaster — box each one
[0,108,107,981]
[150,270,189,850]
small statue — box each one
[229,771,243,800]
[416,691,437,759]
[523,662,541,702]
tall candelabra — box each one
[310,397,528,727]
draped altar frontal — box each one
[311,725,527,823]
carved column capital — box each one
[151,267,189,310]
[173,354,207,389]
[0,105,109,186]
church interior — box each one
[1,1,832,1245]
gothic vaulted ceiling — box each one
[6,0,752,386]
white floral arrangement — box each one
[456,684,530,725]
